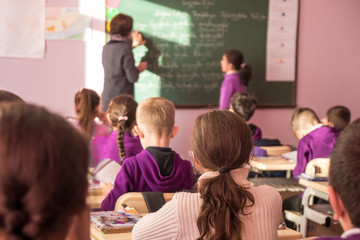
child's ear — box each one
[170,126,179,138]
[328,121,335,128]
[295,130,304,140]
[328,186,346,220]
[134,125,145,139]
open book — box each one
[90,208,141,234]
[91,159,121,184]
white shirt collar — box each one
[341,228,360,238]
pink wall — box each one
[0,0,359,159]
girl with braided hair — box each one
[132,110,282,240]
[0,103,90,240]
[91,94,142,166]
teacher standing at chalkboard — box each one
[101,13,147,112]
[219,49,252,109]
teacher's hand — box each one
[137,62,147,73]
[132,30,146,48]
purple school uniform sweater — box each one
[293,126,339,178]
[91,131,143,166]
[101,149,194,211]
[219,72,246,109]
[315,233,360,240]
[249,123,262,141]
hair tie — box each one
[218,168,231,174]
[241,63,246,68]
[118,116,128,121]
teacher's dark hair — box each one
[110,13,133,37]
[330,118,360,228]
[193,110,254,240]
[0,104,89,239]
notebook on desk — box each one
[281,150,297,162]
[90,209,141,234]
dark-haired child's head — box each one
[229,92,257,121]
[0,104,89,239]
[325,105,351,130]
[291,108,320,140]
[74,88,100,136]
[329,118,360,230]
[222,49,244,71]
[110,13,133,37]
[192,110,253,171]
[0,90,24,105]
[221,49,252,87]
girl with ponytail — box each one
[91,94,142,166]
[74,88,111,138]
[219,49,252,110]
[132,110,282,240]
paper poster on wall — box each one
[45,7,92,41]
[0,0,45,59]
[266,0,298,81]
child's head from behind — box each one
[329,118,360,229]
[74,88,100,135]
[0,104,88,239]
[193,110,253,171]
[136,97,175,139]
[230,92,257,121]
[291,108,320,140]
[326,105,351,130]
[0,90,24,105]
[192,110,254,239]
[107,95,138,160]
[110,13,133,37]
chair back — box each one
[305,158,330,177]
[115,192,175,213]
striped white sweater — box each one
[132,168,282,240]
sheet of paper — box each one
[45,7,92,41]
[266,0,298,81]
[0,0,45,59]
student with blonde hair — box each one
[101,97,194,211]
[0,103,90,240]
[132,110,282,240]
[291,107,338,178]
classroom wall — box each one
[0,0,359,160]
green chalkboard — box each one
[110,0,297,107]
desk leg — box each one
[286,170,291,178]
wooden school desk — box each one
[90,226,303,240]
[250,156,297,178]
[87,185,106,209]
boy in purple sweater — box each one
[315,118,360,239]
[101,97,194,211]
[284,108,339,229]
[291,108,339,179]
